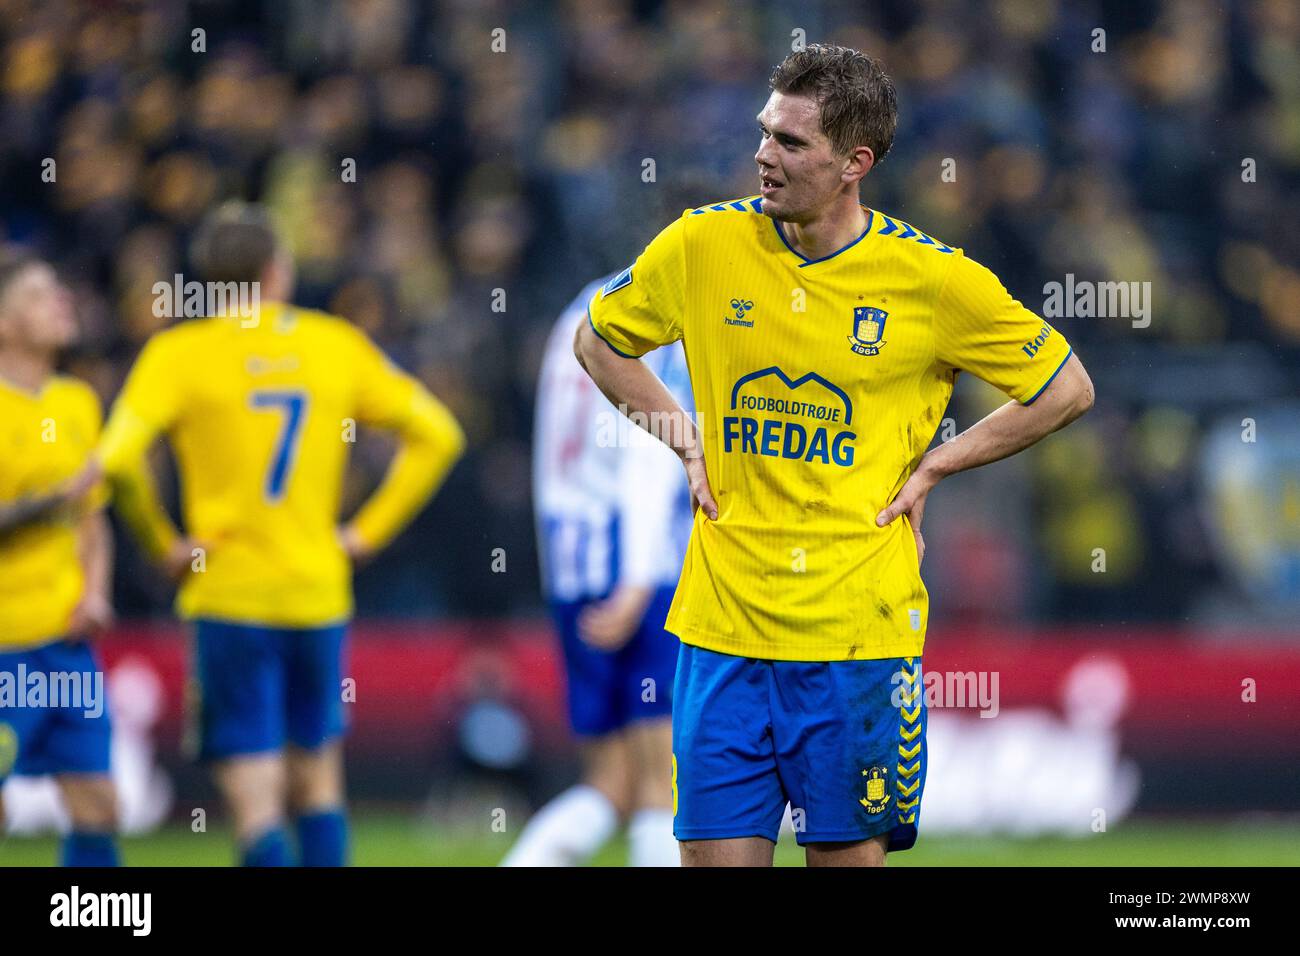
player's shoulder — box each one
[865,207,963,263]
[679,195,768,239]
[274,304,360,339]
[684,195,767,221]
[47,374,102,418]
[139,315,225,360]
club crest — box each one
[849,306,888,356]
[859,764,891,813]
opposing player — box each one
[502,275,693,867]
[95,203,466,866]
[575,45,1095,866]
[0,254,119,866]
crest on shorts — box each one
[849,307,888,356]
[859,764,891,813]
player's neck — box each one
[781,196,868,261]
[0,347,54,394]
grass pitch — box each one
[3,814,1296,866]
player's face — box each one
[755,91,854,224]
[0,264,77,352]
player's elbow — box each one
[1051,354,1095,425]
[414,419,467,475]
[1070,365,1096,419]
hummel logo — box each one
[725,298,755,327]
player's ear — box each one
[843,145,875,184]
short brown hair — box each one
[189,201,281,285]
[769,44,897,163]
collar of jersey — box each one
[772,206,874,268]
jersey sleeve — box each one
[586,212,688,358]
[350,328,423,427]
[347,329,466,551]
[934,251,1073,405]
[97,336,183,559]
[99,333,183,475]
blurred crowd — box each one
[0,0,1296,625]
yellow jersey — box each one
[0,375,106,649]
[588,198,1073,661]
[99,302,465,628]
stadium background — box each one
[2,0,1298,864]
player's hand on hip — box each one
[338,524,376,564]
[578,584,653,651]
[164,537,207,580]
[875,466,937,566]
[682,454,718,521]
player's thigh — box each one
[193,620,286,760]
[680,837,776,867]
[283,623,348,751]
[772,655,927,852]
[804,833,889,867]
[286,738,344,811]
[672,644,786,845]
[56,773,118,831]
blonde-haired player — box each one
[0,254,118,865]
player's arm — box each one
[69,387,116,635]
[575,322,715,516]
[0,475,93,536]
[876,253,1094,561]
[96,337,188,573]
[70,508,115,636]
[919,353,1092,477]
[108,452,185,569]
[339,335,467,561]
[574,215,717,519]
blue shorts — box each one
[192,619,348,761]
[672,644,927,850]
[550,585,679,737]
[0,639,112,782]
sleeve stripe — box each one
[1022,347,1073,405]
[587,309,636,359]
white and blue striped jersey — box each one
[534,276,694,603]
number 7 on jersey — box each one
[250,390,308,502]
